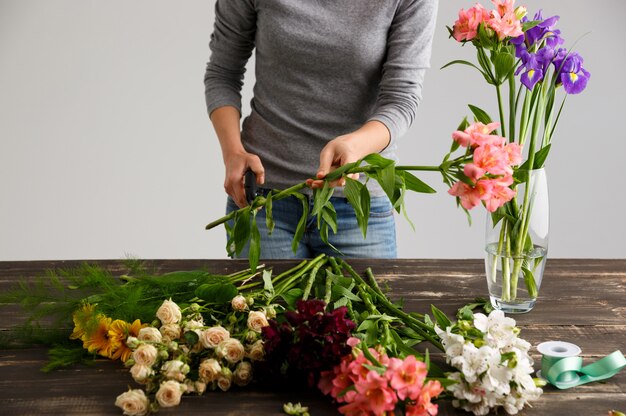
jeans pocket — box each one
[368,197,394,218]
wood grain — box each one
[0,259,624,415]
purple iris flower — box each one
[553,51,591,94]
[519,54,545,90]
[512,10,564,58]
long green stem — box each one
[496,83,507,139]
[508,75,517,143]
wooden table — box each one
[0,259,624,415]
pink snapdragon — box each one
[452,4,490,42]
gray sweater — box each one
[205,0,438,196]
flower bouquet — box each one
[442,0,590,312]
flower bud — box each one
[189,303,201,312]
[245,331,258,344]
[231,295,248,312]
[514,6,527,20]
[126,336,140,349]
[246,297,255,306]
[265,306,276,319]
[159,349,170,360]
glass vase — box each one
[485,168,549,313]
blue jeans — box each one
[226,189,397,259]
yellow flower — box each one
[70,304,97,342]
[83,315,119,358]
[109,319,146,363]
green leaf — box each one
[344,178,370,238]
[292,198,308,254]
[363,153,395,168]
[377,163,397,202]
[522,20,542,32]
[522,267,538,298]
[312,182,334,217]
[262,269,274,297]
[195,282,238,304]
[492,50,517,84]
[441,59,488,77]
[390,329,420,358]
[325,161,360,181]
[401,171,436,194]
[232,207,251,256]
[468,104,493,125]
[265,192,275,235]
[184,330,199,346]
[321,204,338,234]
[281,288,304,309]
[331,283,362,302]
[431,305,452,329]
[249,212,261,270]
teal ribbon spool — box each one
[537,341,626,390]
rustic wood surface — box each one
[0,259,624,416]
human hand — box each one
[306,135,361,189]
[223,150,265,208]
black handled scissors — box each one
[244,170,257,206]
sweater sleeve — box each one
[367,0,438,145]
[204,0,256,116]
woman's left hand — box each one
[307,121,391,189]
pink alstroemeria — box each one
[452,121,501,148]
[503,143,522,166]
[353,371,397,415]
[406,380,444,416]
[473,144,514,177]
[448,181,484,210]
[481,176,516,212]
[386,355,428,401]
[463,163,486,182]
[452,4,490,42]
[492,0,516,16]
[488,9,524,40]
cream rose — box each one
[217,368,232,392]
[115,389,149,416]
[159,323,181,341]
[217,338,245,364]
[137,327,162,343]
[198,358,221,383]
[247,310,269,333]
[156,299,182,325]
[200,326,230,349]
[155,380,185,408]
[247,340,265,361]
[161,360,189,382]
[132,344,158,367]
[130,364,153,384]
[231,295,248,312]
[184,319,204,333]
[194,381,207,395]
[233,361,253,387]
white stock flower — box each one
[247,310,269,333]
[137,327,162,343]
[156,299,182,325]
[130,364,154,384]
[115,389,150,416]
[161,359,189,382]
[200,326,230,348]
[132,344,158,367]
[231,295,248,312]
[155,380,185,408]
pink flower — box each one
[463,163,486,182]
[385,355,428,401]
[452,4,490,42]
[481,175,516,212]
[405,380,444,416]
[448,181,483,210]
[348,371,397,416]
[472,144,514,177]
[491,0,516,16]
[488,10,523,40]
[503,143,522,166]
[452,122,502,148]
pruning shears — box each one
[244,169,257,206]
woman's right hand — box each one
[224,150,265,208]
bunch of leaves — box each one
[207,154,438,270]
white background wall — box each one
[1,0,624,260]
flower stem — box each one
[302,260,324,301]
[496,83,507,139]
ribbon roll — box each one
[537,341,626,390]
